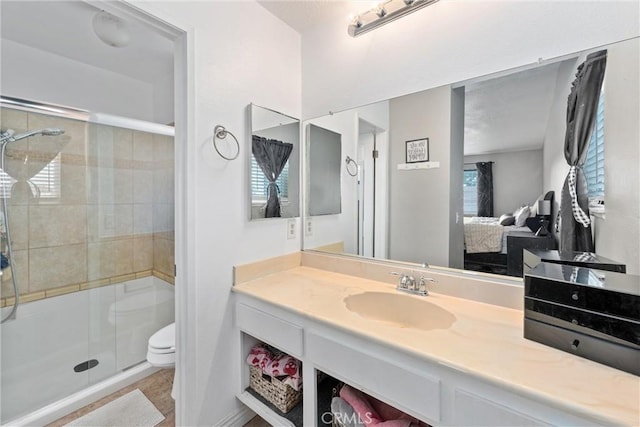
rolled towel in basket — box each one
[246,344,302,391]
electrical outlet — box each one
[305,219,313,236]
[287,219,297,239]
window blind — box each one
[0,153,61,199]
[584,92,604,198]
[463,169,478,216]
[251,157,289,202]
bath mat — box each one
[64,389,165,427]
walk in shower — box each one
[0,97,175,424]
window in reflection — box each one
[463,168,478,216]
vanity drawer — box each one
[525,298,640,347]
[524,275,639,321]
[524,318,640,376]
[307,332,441,424]
[236,304,304,357]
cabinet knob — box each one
[571,291,579,301]
[571,339,580,351]
[571,318,578,325]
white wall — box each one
[0,39,161,123]
[389,86,453,267]
[302,1,639,118]
[465,149,544,216]
[131,2,301,425]
[594,38,640,274]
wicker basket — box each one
[249,365,302,413]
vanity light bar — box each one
[348,0,440,37]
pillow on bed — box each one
[499,214,515,226]
[514,206,531,227]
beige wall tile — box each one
[114,127,133,161]
[153,237,174,277]
[153,134,173,162]
[0,108,28,133]
[113,238,133,276]
[153,169,174,204]
[7,204,29,250]
[88,241,114,281]
[29,243,87,291]
[114,204,133,237]
[133,235,153,271]
[60,163,88,204]
[29,205,87,248]
[45,284,80,298]
[133,170,153,203]
[134,204,153,234]
[153,203,174,233]
[114,169,133,204]
[133,131,153,161]
[28,112,87,157]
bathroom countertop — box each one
[233,265,640,427]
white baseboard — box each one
[215,406,256,427]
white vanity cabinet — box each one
[234,293,616,427]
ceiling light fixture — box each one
[348,0,440,37]
[92,10,131,48]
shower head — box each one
[0,128,65,144]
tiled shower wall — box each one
[0,108,174,305]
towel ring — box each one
[213,125,240,160]
[345,156,358,177]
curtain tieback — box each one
[568,165,591,227]
[267,181,280,198]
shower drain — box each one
[74,359,99,373]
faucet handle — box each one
[390,271,410,289]
[418,276,436,295]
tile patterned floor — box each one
[47,369,175,427]
[243,415,270,427]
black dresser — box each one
[524,262,639,375]
[506,232,556,277]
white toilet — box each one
[147,322,177,398]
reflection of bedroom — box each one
[461,60,574,276]
[306,38,637,278]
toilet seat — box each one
[147,323,176,368]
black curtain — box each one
[476,162,493,217]
[560,50,607,253]
[252,136,293,218]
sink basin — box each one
[344,292,456,331]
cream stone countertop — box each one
[233,266,640,427]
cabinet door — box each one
[454,389,551,426]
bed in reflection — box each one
[463,192,556,276]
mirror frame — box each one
[300,37,640,283]
[248,103,301,221]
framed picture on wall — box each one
[406,138,429,163]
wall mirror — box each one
[249,103,300,220]
[307,124,342,216]
[302,37,639,279]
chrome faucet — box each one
[390,272,435,296]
